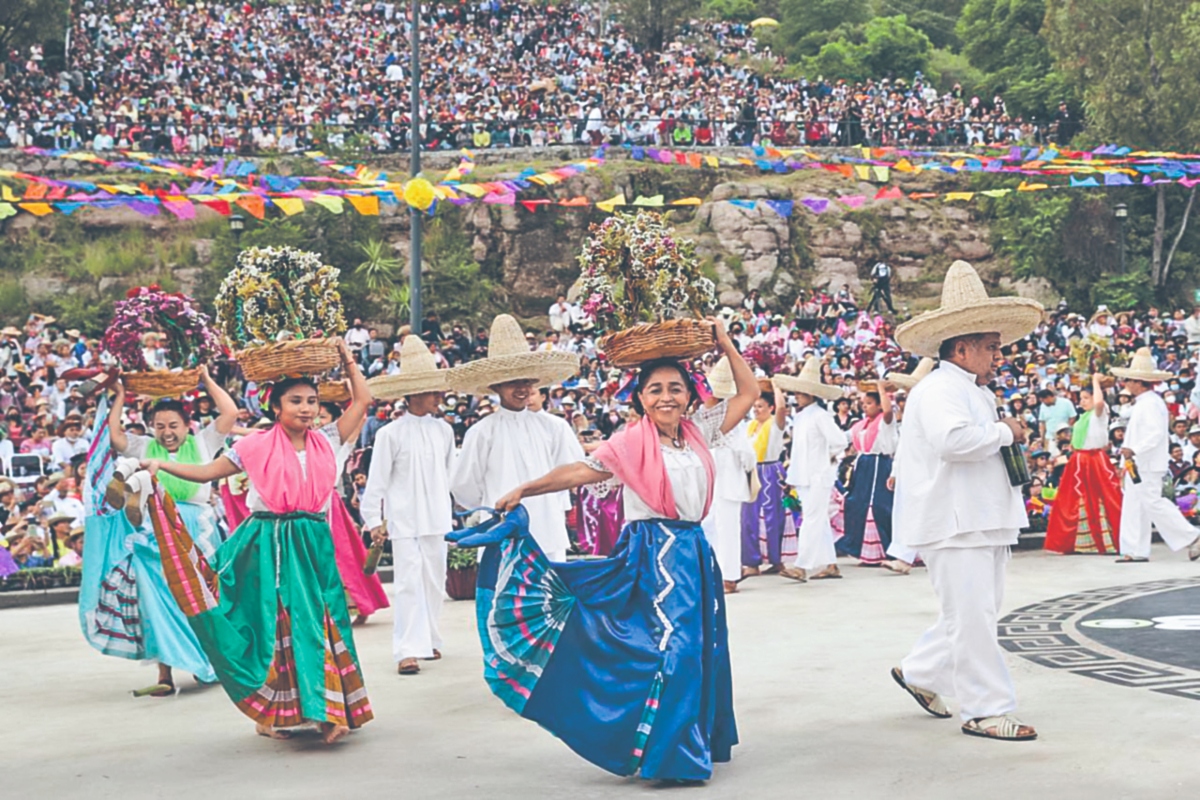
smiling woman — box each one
[465,318,758,782]
[140,338,376,745]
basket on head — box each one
[318,380,351,404]
[598,318,716,368]
[122,369,202,399]
[236,338,340,383]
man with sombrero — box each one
[774,355,848,582]
[1112,347,1200,563]
[362,335,457,676]
[449,314,584,561]
[879,357,935,575]
[889,260,1042,742]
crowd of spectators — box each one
[0,0,1071,156]
[4,283,1200,580]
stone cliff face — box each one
[3,151,1058,324]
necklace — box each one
[661,428,685,449]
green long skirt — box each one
[151,501,373,730]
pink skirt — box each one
[329,493,390,618]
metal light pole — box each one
[1114,202,1128,274]
[229,213,245,246]
[408,0,423,333]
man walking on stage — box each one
[361,335,456,676]
[1112,348,1200,563]
[889,260,1043,742]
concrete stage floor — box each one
[5,546,1199,800]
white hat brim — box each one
[895,299,1043,358]
[367,370,450,400]
[448,351,580,396]
[772,373,843,401]
[1110,367,1174,383]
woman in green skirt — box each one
[142,339,373,743]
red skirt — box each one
[1045,449,1122,554]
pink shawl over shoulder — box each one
[231,425,336,514]
[850,413,884,454]
[592,415,716,520]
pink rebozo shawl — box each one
[231,425,336,515]
[592,415,716,520]
[850,413,884,454]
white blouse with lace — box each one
[584,401,728,523]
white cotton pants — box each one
[887,541,921,564]
[900,545,1017,721]
[792,479,836,571]
[702,497,742,582]
[1119,472,1199,558]
[392,537,448,662]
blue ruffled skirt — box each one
[461,509,737,781]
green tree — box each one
[616,0,697,50]
[878,0,967,51]
[779,0,870,59]
[1045,0,1200,293]
[958,0,1069,120]
[0,0,67,57]
[860,15,934,77]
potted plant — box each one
[576,211,718,367]
[446,544,479,601]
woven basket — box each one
[318,380,351,403]
[856,380,879,393]
[598,319,715,368]
[122,368,201,398]
[236,338,340,383]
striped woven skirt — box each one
[473,517,736,781]
[79,504,216,681]
[149,491,373,730]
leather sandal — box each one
[723,580,739,594]
[891,667,951,719]
[398,658,421,675]
[961,715,1037,741]
[780,567,807,582]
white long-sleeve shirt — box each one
[1124,390,1171,474]
[450,406,585,554]
[893,361,1027,549]
[361,414,455,539]
[785,403,848,488]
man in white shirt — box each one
[775,356,847,581]
[547,296,572,334]
[891,260,1043,742]
[361,336,456,676]
[449,315,582,561]
[1112,348,1200,563]
[344,318,370,357]
[50,418,88,472]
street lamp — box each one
[1114,203,1128,274]
[408,0,423,333]
[229,213,245,245]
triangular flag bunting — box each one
[595,194,626,213]
[632,195,664,207]
[346,195,379,216]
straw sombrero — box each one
[886,357,936,390]
[895,261,1043,358]
[772,356,842,401]
[449,314,579,395]
[1111,347,1173,383]
[367,335,450,399]
[708,356,735,399]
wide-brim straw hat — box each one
[895,260,1043,358]
[1,326,20,336]
[367,335,450,399]
[886,357,936,390]
[772,356,842,401]
[1111,347,1174,383]
[708,356,735,399]
[449,314,579,395]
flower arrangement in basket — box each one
[1068,334,1126,388]
[214,246,347,382]
[102,285,220,397]
[577,211,717,367]
[742,340,786,376]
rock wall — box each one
[3,150,1061,322]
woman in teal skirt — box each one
[142,339,374,743]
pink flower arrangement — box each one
[742,340,786,375]
[102,285,220,372]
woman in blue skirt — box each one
[463,320,758,783]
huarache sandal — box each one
[1115,556,1149,563]
[132,681,178,698]
[398,658,421,675]
[424,649,442,661]
[881,560,912,575]
[961,715,1037,741]
[723,580,740,594]
[810,566,843,579]
[891,667,951,719]
[780,567,808,582]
